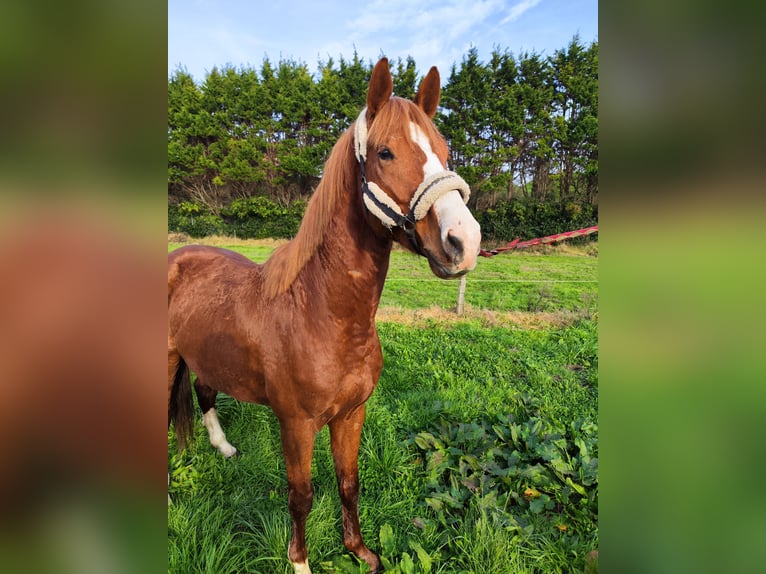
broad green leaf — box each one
[566,476,587,496]
[529,497,545,513]
[409,541,432,573]
[400,551,415,574]
[414,432,438,450]
[379,523,396,556]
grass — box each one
[168,237,598,573]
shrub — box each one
[221,196,305,239]
[167,202,225,237]
[478,199,598,242]
[168,197,306,239]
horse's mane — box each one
[262,126,356,298]
[261,98,443,298]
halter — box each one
[353,107,470,255]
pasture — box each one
[168,239,598,573]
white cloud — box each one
[500,0,543,25]
[341,0,507,77]
[348,0,503,37]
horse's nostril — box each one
[447,231,464,260]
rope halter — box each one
[353,107,470,254]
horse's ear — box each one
[414,66,440,118]
[367,58,393,117]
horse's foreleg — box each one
[329,404,381,573]
[195,382,238,457]
[280,420,317,574]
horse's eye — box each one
[377,148,394,161]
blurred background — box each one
[1,0,765,572]
[0,1,167,572]
[600,1,766,573]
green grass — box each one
[383,246,597,314]
[168,239,598,573]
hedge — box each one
[477,199,598,242]
[168,197,305,239]
[168,197,597,243]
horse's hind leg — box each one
[195,382,238,458]
[329,404,381,572]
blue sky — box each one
[169,0,597,82]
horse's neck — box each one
[306,191,392,320]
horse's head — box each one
[355,58,481,278]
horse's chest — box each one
[265,336,382,420]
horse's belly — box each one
[202,364,269,405]
[183,332,269,405]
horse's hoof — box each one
[219,443,239,458]
[365,552,382,573]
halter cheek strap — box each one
[353,108,470,254]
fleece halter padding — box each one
[353,107,471,232]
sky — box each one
[168,0,597,83]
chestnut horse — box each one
[168,58,481,573]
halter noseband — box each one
[353,107,470,255]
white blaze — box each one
[410,122,444,177]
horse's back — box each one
[168,244,258,298]
[168,244,255,273]
[168,245,264,340]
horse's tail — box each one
[169,357,194,451]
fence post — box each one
[456,275,467,316]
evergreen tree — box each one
[550,36,598,202]
[438,48,491,206]
[167,40,599,222]
[392,56,418,100]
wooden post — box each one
[456,275,467,316]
